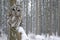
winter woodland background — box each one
[0,0,60,40]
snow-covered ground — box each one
[17,27,60,40]
[0,27,60,40]
[28,34,60,40]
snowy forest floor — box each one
[0,27,60,40]
[0,33,60,40]
[28,34,60,40]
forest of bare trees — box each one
[0,0,60,40]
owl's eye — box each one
[17,10,20,12]
[12,8,15,11]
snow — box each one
[30,34,60,40]
[36,35,45,40]
[28,33,36,40]
[17,27,60,40]
[0,27,60,40]
[50,35,60,40]
[17,27,28,40]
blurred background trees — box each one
[0,0,60,37]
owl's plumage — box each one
[7,4,22,28]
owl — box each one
[7,4,22,28]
